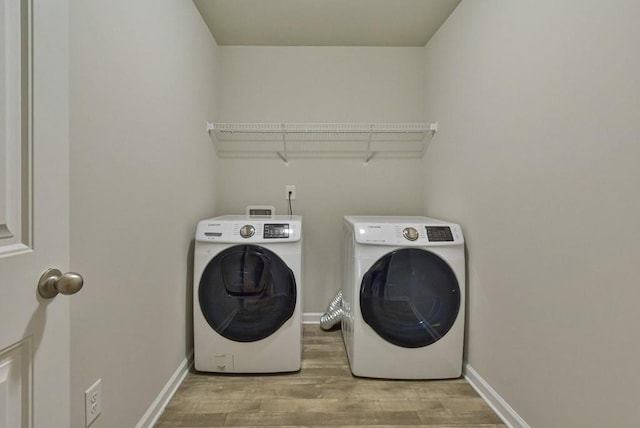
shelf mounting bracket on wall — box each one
[364,124,374,165]
[277,123,289,165]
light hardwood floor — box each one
[155,325,505,427]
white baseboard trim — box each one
[136,351,193,428]
[303,312,322,324]
[464,364,530,428]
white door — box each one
[0,0,73,427]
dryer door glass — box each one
[199,245,296,342]
[360,248,460,348]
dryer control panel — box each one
[350,219,463,247]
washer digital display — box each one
[264,223,289,239]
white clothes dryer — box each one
[342,216,465,379]
[193,215,302,373]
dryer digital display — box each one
[425,226,454,242]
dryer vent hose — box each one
[320,290,343,330]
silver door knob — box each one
[38,268,84,299]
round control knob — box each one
[240,225,255,238]
[402,227,419,241]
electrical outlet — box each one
[285,185,296,200]
[85,379,102,427]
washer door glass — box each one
[360,248,460,348]
[199,245,296,342]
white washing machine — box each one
[193,215,302,373]
[341,215,465,379]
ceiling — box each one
[193,0,462,47]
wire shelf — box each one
[207,122,438,163]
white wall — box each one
[423,1,640,426]
[69,1,218,427]
[215,47,427,312]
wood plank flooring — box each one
[155,325,505,427]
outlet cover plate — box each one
[285,185,296,200]
[85,378,102,427]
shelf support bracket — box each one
[278,123,289,165]
[363,124,374,165]
[420,122,438,155]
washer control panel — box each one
[196,216,302,243]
